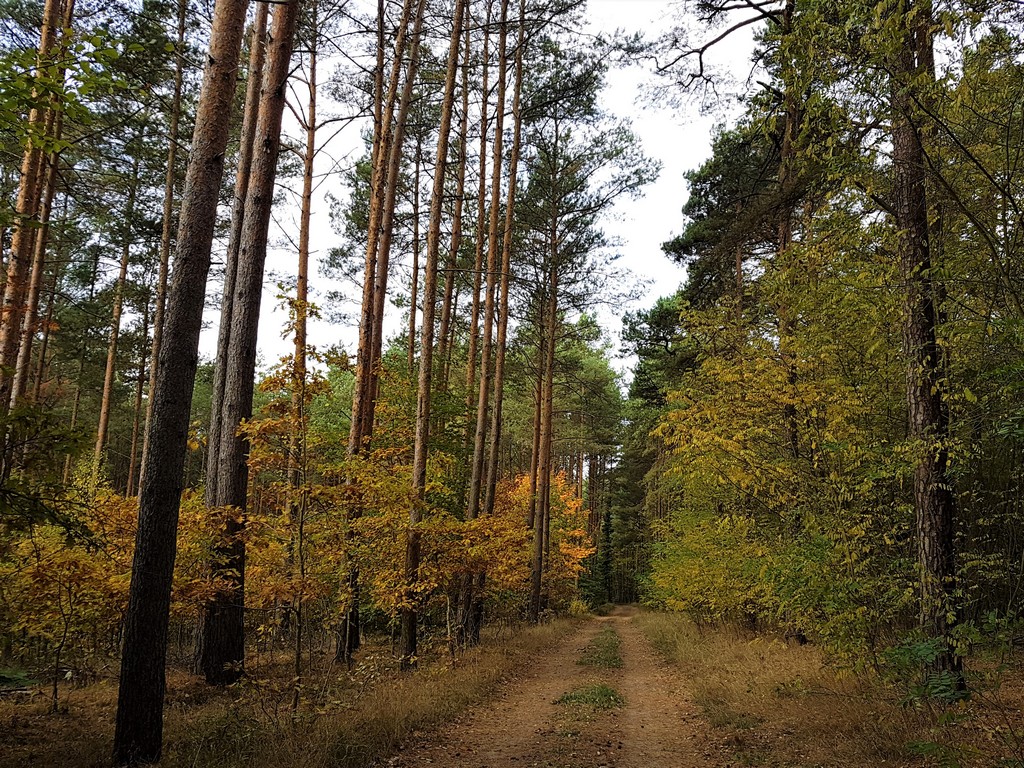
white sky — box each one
[199,0,758,378]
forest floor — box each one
[390,604,731,768]
[3,607,1023,767]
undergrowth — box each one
[636,610,1024,768]
[0,620,578,768]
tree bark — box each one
[340,0,418,663]
[0,0,64,413]
[94,150,141,483]
[113,0,250,760]
[530,266,558,623]
[438,1,472,395]
[468,0,509,523]
[364,0,428,437]
[205,1,268,506]
[139,0,188,493]
[126,301,149,497]
[402,0,467,668]
[890,0,962,684]
[484,0,525,517]
[197,0,302,687]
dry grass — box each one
[0,620,578,768]
[636,611,1024,768]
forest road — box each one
[387,605,736,768]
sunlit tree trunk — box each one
[139,0,188,493]
[484,0,525,517]
[364,0,428,435]
[126,301,149,497]
[438,2,472,395]
[530,265,558,622]
[0,0,64,414]
[468,0,509,523]
[408,136,422,375]
[288,0,318,708]
[340,0,418,663]
[402,0,468,668]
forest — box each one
[1,0,1024,765]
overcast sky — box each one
[202,0,757,378]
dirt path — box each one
[389,606,734,768]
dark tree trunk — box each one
[890,0,962,684]
[112,0,250,761]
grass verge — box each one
[637,611,1024,768]
[577,626,622,668]
[636,611,923,767]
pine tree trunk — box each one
[438,3,472,395]
[347,0,414,459]
[0,0,64,413]
[94,150,141,483]
[197,0,301,687]
[462,6,491,471]
[468,0,509,523]
[10,126,60,410]
[126,301,149,497]
[205,1,268,506]
[484,0,525,517]
[139,0,188,493]
[288,0,317,707]
[364,0,428,436]
[340,0,419,663]
[890,0,962,685]
[402,0,467,668]
[530,266,558,622]
[113,0,250,760]
[407,137,422,376]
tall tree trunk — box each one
[339,0,419,663]
[94,149,141,484]
[288,0,318,707]
[468,0,509,523]
[139,0,188,493]
[364,0,429,437]
[456,1,493,644]
[205,1,268,506]
[438,1,472,395]
[347,0,414,459]
[113,0,250,760]
[197,0,301,687]
[462,3,491,469]
[891,0,962,684]
[407,136,422,375]
[402,0,467,668]
[0,0,64,413]
[484,0,525,517]
[530,266,558,623]
[126,301,149,497]
[10,124,61,410]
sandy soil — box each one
[388,606,735,768]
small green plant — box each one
[556,684,624,711]
[577,627,622,668]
